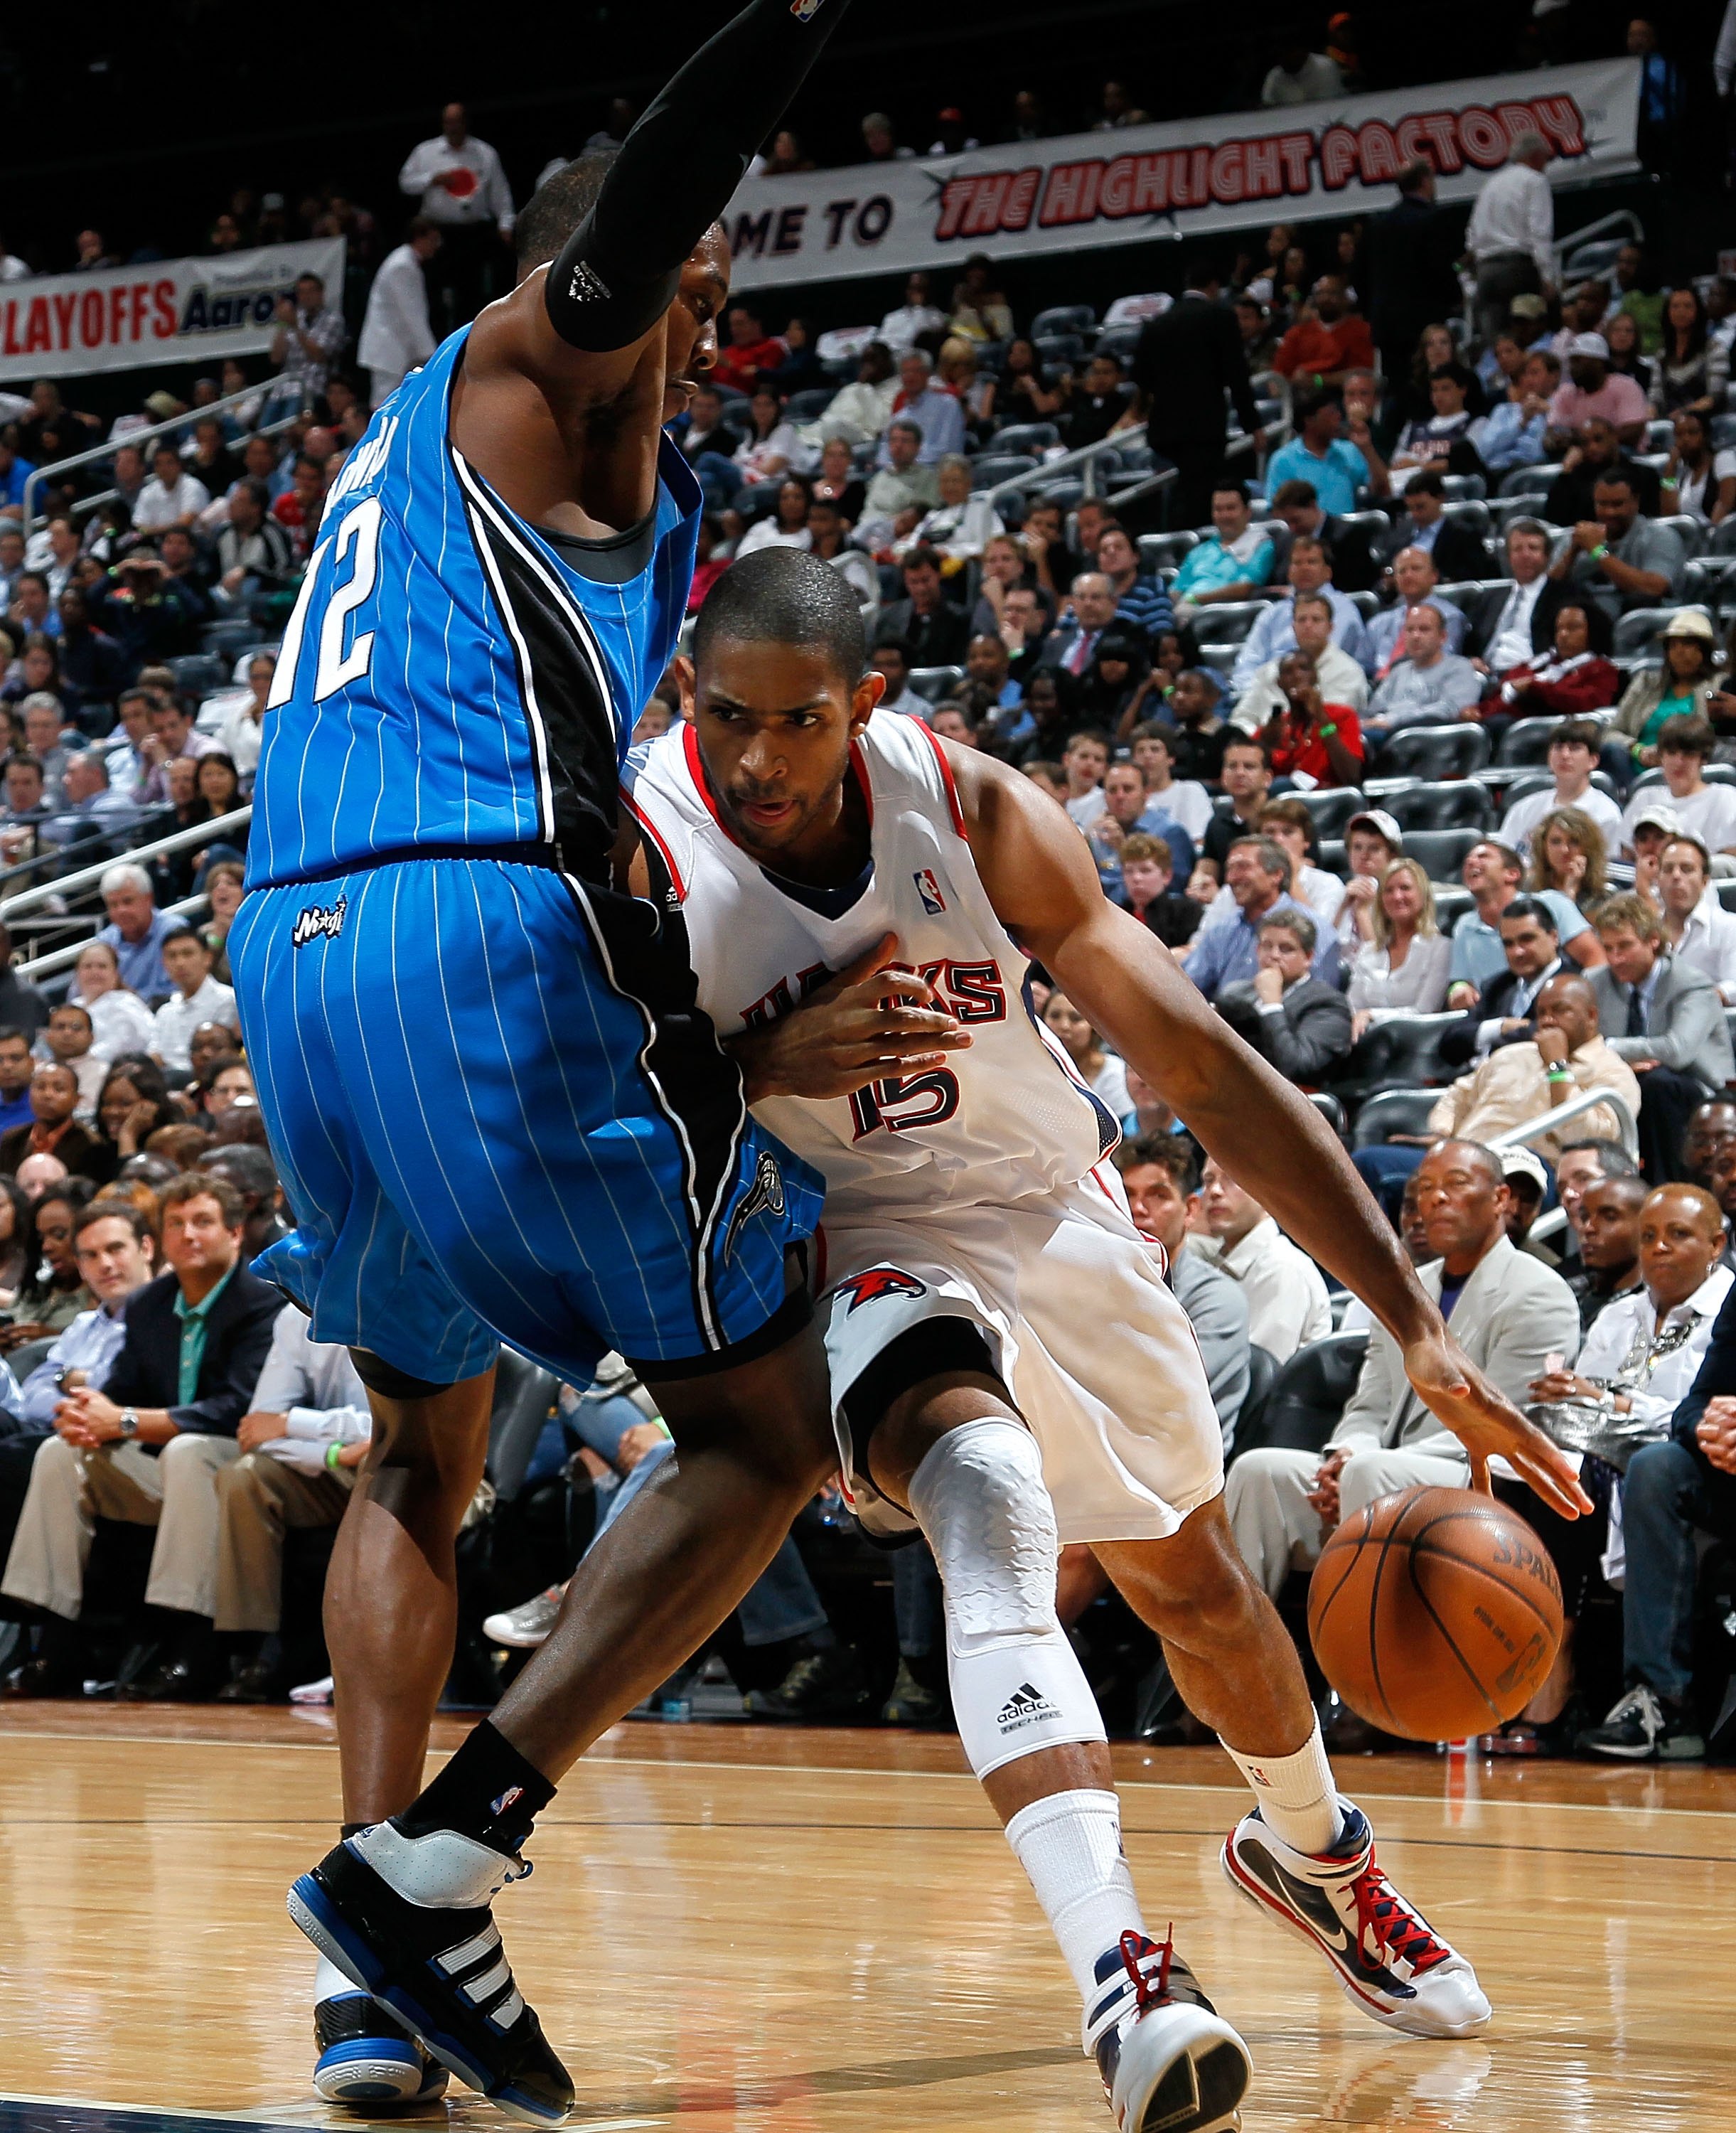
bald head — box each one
[1534,972,1600,1056]
[1640,1183,1727,1310]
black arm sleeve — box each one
[546,0,854,352]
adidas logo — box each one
[997,1682,1061,1732]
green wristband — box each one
[1590,542,1609,562]
[1318,721,1338,739]
[326,1439,345,1471]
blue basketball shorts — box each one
[228,855,823,1386]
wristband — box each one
[1545,1066,1572,1083]
[1317,720,1338,739]
[326,1439,345,1471]
[1589,542,1609,562]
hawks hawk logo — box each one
[830,1266,928,1313]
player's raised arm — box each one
[947,742,1592,1520]
[540,0,850,358]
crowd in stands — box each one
[5,48,1736,1763]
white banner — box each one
[727,59,1639,295]
[0,237,348,384]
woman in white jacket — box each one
[1347,857,1452,1037]
[68,941,157,1062]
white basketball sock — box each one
[1222,1719,1342,1855]
[1003,1788,1145,2005]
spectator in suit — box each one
[1467,520,1569,675]
[1680,1101,1736,1190]
[1575,1194,1736,1762]
[1226,1137,1580,1593]
[1113,1135,1250,1450]
[0,1062,108,1184]
[872,547,968,670]
[1130,254,1263,529]
[1364,160,1461,385]
[1268,479,1380,594]
[1216,908,1353,1084]
[1589,893,1736,1181]
[1440,893,1568,1067]
[0,1172,282,1700]
[1183,836,1338,996]
[1372,469,1489,582]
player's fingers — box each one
[830,934,911,998]
[1467,1451,1491,1498]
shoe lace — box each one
[1119,1925,1173,2014]
[1349,1861,1448,1976]
[1607,1684,1662,1736]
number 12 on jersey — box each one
[267,496,384,709]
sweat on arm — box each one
[545,0,853,352]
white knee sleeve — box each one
[907,1417,1106,1780]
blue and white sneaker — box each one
[1083,1930,1251,2133]
[314,1991,450,2107]
[288,1821,573,2126]
[1222,1802,1490,2038]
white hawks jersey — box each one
[624,713,1122,1222]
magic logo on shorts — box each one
[831,1266,928,1313]
[722,1150,786,1263]
[291,895,347,947]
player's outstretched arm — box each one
[538,0,852,363]
[948,742,1592,1519]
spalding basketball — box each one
[1308,1485,1564,1741]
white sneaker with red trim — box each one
[1083,1930,1252,2133]
[1221,1802,1490,2039]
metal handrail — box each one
[21,373,292,539]
[63,406,303,528]
[16,888,212,984]
[1552,209,1644,284]
[0,806,250,921]
[1491,1084,1639,1160]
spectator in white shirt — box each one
[210,1305,372,1693]
[735,476,813,560]
[1619,717,1736,858]
[358,218,442,407]
[398,103,515,330]
[1061,731,1110,828]
[1657,833,1736,1003]
[132,444,210,534]
[802,343,899,449]
[894,454,1004,564]
[150,930,239,1076]
[1260,39,1344,106]
[1195,1157,1333,1361]
[1464,132,1555,353]
[1232,592,1369,732]
[1128,724,1213,843]
[210,652,275,783]
[877,272,948,353]
[1498,720,1624,858]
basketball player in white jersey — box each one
[625,552,1587,2133]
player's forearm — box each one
[1055,918,1440,1347]
[546,0,853,351]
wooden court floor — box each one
[1,1706,1732,2133]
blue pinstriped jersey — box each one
[246,326,701,891]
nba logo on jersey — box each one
[790,0,828,19]
[913,869,946,915]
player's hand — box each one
[725,934,969,1103]
[1402,1330,1592,1517]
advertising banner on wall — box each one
[0,237,347,383]
[726,59,1639,295]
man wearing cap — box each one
[1657,833,1736,1003]
[1553,469,1685,620]
[1629,803,1686,907]
[1545,333,1651,452]
[1333,809,1403,951]
[1446,839,1602,1007]
[1590,892,1736,1181]
[1497,720,1623,859]
[1464,132,1556,353]
[1498,1146,1555,1258]
[1618,715,1736,859]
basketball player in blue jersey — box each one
[229,5,876,2122]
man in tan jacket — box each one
[1427,971,1641,1165]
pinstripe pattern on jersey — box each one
[247,324,700,892]
[230,857,819,1379]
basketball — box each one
[1308,1486,1565,1742]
